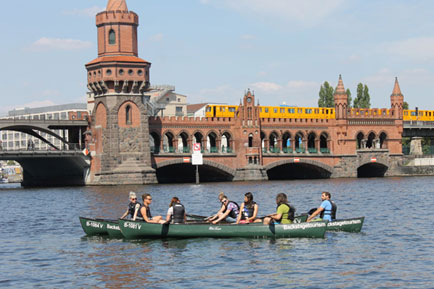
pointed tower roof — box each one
[106,0,128,12]
[335,74,346,95]
[391,77,403,96]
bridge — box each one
[0,118,89,186]
[0,150,90,187]
[0,119,88,149]
[403,121,434,137]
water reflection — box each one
[0,177,434,288]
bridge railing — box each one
[0,143,85,152]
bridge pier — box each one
[233,166,268,182]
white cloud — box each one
[364,68,434,87]
[190,85,241,104]
[30,38,93,51]
[201,0,345,27]
[241,34,256,40]
[382,37,434,61]
[251,82,282,92]
[149,33,164,42]
[287,80,318,89]
[0,100,58,115]
[63,6,104,18]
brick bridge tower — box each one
[233,90,268,181]
[86,0,157,184]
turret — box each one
[390,77,404,119]
[86,0,150,96]
[334,75,348,120]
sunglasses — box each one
[147,198,152,201]
[131,198,137,201]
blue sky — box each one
[1,0,434,115]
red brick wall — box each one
[118,101,140,128]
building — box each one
[187,103,209,117]
[0,103,88,151]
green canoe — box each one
[79,217,123,238]
[326,217,365,233]
[118,219,328,239]
[186,214,309,223]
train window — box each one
[222,107,226,112]
[298,109,303,113]
[404,111,408,116]
[288,108,295,113]
[274,108,278,113]
[280,108,285,113]
[411,111,416,116]
[259,108,262,112]
[229,107,236,112]
[265,108,269,113]
[419,112,423,116]
[314,109,319,114]
[306,109,312,114]
[206,107,211,112]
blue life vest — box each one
[320,200,337,220]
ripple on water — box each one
[1,178,434,288]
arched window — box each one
[248,134,253,148]
[126,105,132,125]
[109,29,116,45]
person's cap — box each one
[129,192,137,199]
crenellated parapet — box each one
[96,10,138,26]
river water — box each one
[1,177,434,288]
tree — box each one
[362,85,371,108]
[403,101,409,110]
[346,88,352,108]
[353,83,370,108]
[318,81,335,108]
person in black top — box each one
[166,197,186,224]
[120,192,142,220]
[236,192,260,224]
[140,193,165,224]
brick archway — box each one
[155,159,236,177]
[264,159,334,174]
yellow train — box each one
[205,105,335,119]
[205,104,434,122]
[403,109,434,121]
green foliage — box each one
[353,83,370,108]
[403,101,409,110]
[346,88,352,108]
[318,81,335,108]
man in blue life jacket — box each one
[307,191,336,222]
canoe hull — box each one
[327,217,365,233]
[118,220,327,239]
[79,217,123,237]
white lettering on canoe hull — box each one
[282,222,327,231]
[123,222,142,230]
[209,227,222,231]
[328,220,362,227]
[86,221,104,229]
[107,224,120,231]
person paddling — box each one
[236,192,260,224]
[307,191,337,222]
[205,192,226,222]
[166,197,186,224]
[263,193,295,225]
[120,192,142,221]
[209,195,240,224]
[140,193,166,224]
